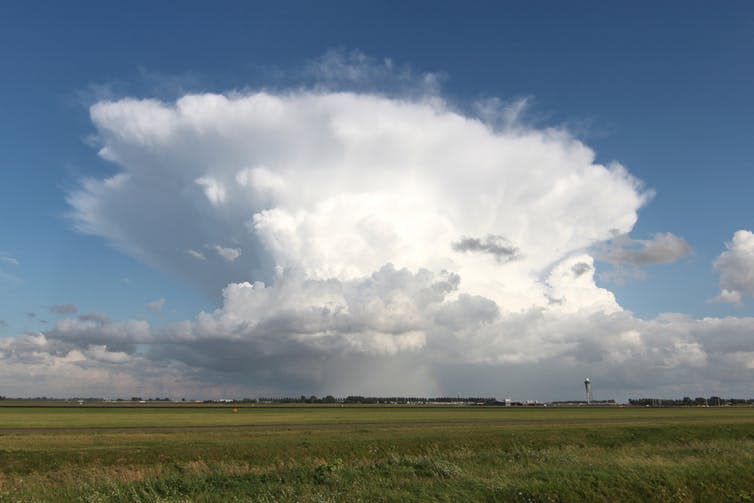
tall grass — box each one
[1,407,753,501]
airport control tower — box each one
[584,378,592,405]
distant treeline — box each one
[0,395,495,404]
[3,395,752,406]
[0,396,174,402]
[628,397,754,406]
[256,396,497,404]
[549,400,616,405]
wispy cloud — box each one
[195,177,227,206]
[50,304,78,314]
[0,255,19,266]
[304,48,444,96]
[0,269,21,285]
[146,298,165,311]
[78,312,110,323]
[213,245,241,263]
[185,249,206,260]
[0,254,21,284]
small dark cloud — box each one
[0,320,7,328]
[595,233,692,284]
[452,235,520,263]
[571,262,592,277]
[545,294,564,305]
[23,312,47,324]
[78,312,110,323]
[50,304,78,314]
[597,233,691,267]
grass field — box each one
[1,405,753,502]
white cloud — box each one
[213,245,241,262]
[195,176,227,206]
[84,344,131,364]
[0,255,19,266]
[712,289,742,305]
[304,49,443,96]
[146,298,166,311]
[185,249,206,260]
[473,96,533,132]
[713,230,754,304]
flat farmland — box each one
[1,405,753,502]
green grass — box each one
[1,406,753,502]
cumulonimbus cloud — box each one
[2,56,743,399]
[69,89,648,311]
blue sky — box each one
[1,2,753,399]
